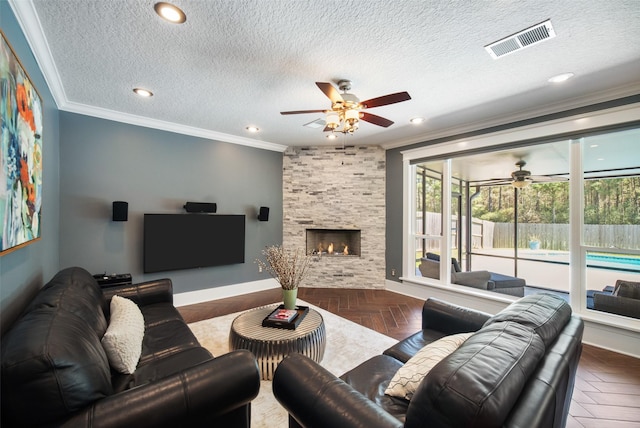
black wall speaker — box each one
[184,202,217,213]
[258,206,270,221]
[112,201,128,221]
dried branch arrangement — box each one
[256,245,312,290]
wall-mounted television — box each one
[143,214,245,273]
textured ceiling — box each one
[10,0,640,151]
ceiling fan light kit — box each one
[512,179,531,189]
[281,80,411,137]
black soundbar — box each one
[184,202,217,213]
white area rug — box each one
[188,300,398,428]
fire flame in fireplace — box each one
[314,241,352,256]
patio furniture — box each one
[591,280,640,319]
[420,253,525,297]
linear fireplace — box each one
[306,229,361,257]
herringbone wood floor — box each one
[179,288,640,427]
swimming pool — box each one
[587,253,640,267]
[587,253,640,270]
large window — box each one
[405,123,640,322]
[581,129,640,318]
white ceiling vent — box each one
[303,118,326,129]
[485,20,556,59]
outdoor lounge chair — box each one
[419,253,525,297]
[590,280,640,319]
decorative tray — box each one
[262,305,310,330]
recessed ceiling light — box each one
[548,72,574,83]
[133,88,153,97]
[410,117,425,124]
[154,2,186,24]
[590,144,599,148]
[326,134,338,140]
[246,126,259,133]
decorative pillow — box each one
[385,332,473,400]
[101,295,145,374]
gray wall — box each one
[1,1,61,333]
[59,112,283,293]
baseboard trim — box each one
[174,278,279,307]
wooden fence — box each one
[493,223,640,250]
[417,213,640,250]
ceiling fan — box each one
[480,160,568,188]
[280,80,411,136]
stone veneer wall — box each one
[283,145,385,289]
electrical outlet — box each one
[258,265,263,273]
[391,268,396,277]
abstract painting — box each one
[1,30,43,254]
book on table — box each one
[268,308,298,323]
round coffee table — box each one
[229,305,326,380]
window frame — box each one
[400,103,640,330]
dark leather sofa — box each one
[273,294,584,428]
[1,267,260,427]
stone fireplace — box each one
[283,145,385,289]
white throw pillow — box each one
[101,295,145,374]
[385,332,473,400]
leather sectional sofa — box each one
[1,267,260,427]
[273,293,584,428]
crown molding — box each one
[8,0,287,153]
[9,0,67,105]
[62,101,288,152]
[381,82,640,151]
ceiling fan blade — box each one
[530,175,569,182]
[361,91,411,109]
[360,112,394,128]
[316,82,343,103]
[280,109,326,115]
[474,179,510,185]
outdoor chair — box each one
[591,280,640,319]
[419,253,525,297]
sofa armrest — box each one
[422,298,491,333]
[593,293,640,319]
[58,350,260,428]
[273,353,403,428]
[102,279,173,314]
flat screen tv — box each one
[144,214,245,273]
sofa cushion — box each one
[383,329,448,363]
[25,267,108,337]
[1,307,113,426]
[405,321,545,428]
[483,293,571,347]
[102,295,145,374]
[111,346,213,392]
[385,332,473,400]
[339,355,410,423]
